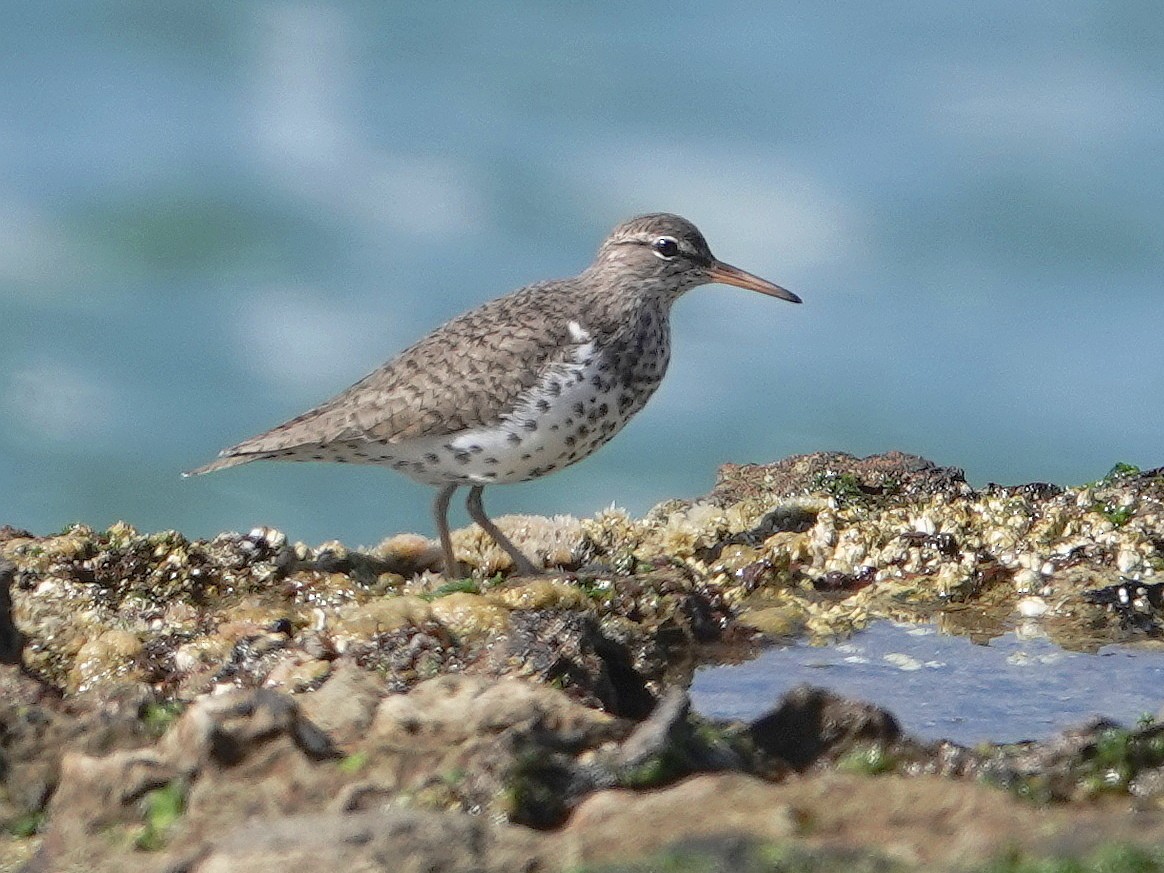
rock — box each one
[0,688,156,845]
[608,686,692,771]
[428,591,510,639]
[295,661,384,745]
[67,628,145,694]
[331,595,434,640]
[748,684,902,770]
[478,609,655,718]
[9,452,1164,869]
[367,674,626,826]
[0,560,22,665]
[18,674,1164,873]
[708,450,972,506]
[561,773,798,863]
[28,676,640,869]
[603,687,742,780]
[191,807,550,873]
[33,688,340,871]
[42,746,177,847]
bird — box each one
[186,213,801,577]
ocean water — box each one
[2,2,1162,547]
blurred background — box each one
[1,2,1161,547]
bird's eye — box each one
[651,236,680,260]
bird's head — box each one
[592,213,801,304]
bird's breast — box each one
[363,324,671,487]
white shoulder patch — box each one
[567,320,591,343]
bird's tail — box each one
[182,454,258,477]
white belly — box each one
[323,331,662,485]
[383,377,632,485]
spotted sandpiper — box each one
[186,213,801,576]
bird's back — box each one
[186,278,608,474]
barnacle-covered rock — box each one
[4,453,1163,705]
[450,513,591,574]
[6,453,1164,871]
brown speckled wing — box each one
[210,281,586,459]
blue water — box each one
[2,3,1162,547]
[690,622,1164,744]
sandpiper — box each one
[186,213,801,576]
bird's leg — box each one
[465,485,540,576]
[433,483,461,578]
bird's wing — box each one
[195,282,587,465]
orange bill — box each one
[708,260,801,303]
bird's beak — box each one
[707,260,802,303]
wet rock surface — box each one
[3,452,1164,871]
[708,450,974,506]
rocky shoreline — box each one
[4,451,1164,872]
